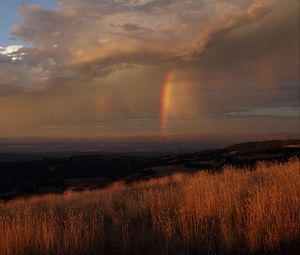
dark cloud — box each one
[3,0,279,94]
[0,55,10,63]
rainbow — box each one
[161,72,174,132]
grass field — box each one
[0,158,299,255]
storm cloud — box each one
[0,0,299,137]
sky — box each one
[0,0,299,138]
[0,1,58,46]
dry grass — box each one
[0,158,299,255]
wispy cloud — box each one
[228,106,300,118]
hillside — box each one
[0,139,299,200]
[0,159,299,255]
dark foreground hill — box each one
[0,139,299,200]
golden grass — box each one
[0,158,299,255]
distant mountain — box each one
[225,139,300,153]
[0,133,299,155]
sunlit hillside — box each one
[0,158,299,255]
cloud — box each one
[0,45,24,55]
[228,106,300,118]
[0,45,25,61]
[2,0,277,94]
[0,0,298,137]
